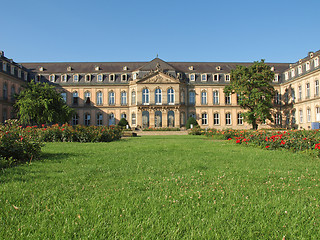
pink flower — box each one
[266,145,270,149]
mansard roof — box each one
[137,58,176,71]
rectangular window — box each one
[274,91,280,104]
[315,80,319,97]
[61,74,67,82]
[11,66,15,75]
[273,74,279,82]
[97,74,103,82]
[225,74,230,81]
[2,62,7,71]
[307,109,311,122]
[18,69,22,78]
[73,92,79,105]
[274,113,281,125]
[298,66,302,75]
[225,113,231,125]
[132,113,136,125]
[131,91,136,105]
[237,113,243,125]
[85,74,91,82]
[109,74,115,81]
[189,91,195,105]
[24,72,28,81]
[190,74,195,81]
[213,74,219,81]
[306,62,310,71]
[315,57,319,68]
[73,74,79,82]
[285,72,289,80]
[121,74,127,81]
[214,113,220,125]
[225,93,231,105]
[317,107,320,121]
[97,113,103,126]
[201,74,207,81]
[213,91,219,105]
[201,113,208,125]
[61,92,67,102]
[298,86,302,100]
[49,74,55,82]
[306,83,310,98]
[299,109,303,123]
[201,91,207,105]
[291,69,295,78]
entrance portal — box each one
[142,111,149,128]
[155,111,162,127]
[167,110,175,127]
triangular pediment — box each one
[137,58,177,71]
[137,71,180,84]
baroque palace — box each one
[0,50,320,129]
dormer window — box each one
[61,74,67,82]
[225,74,230,81]
[285,72,289,80]
[85,74,91,82]
[306,61,310,71]
[271,67,275,71]
[315,57,319,68]
[133,73,137,80]
[11,66,15,75]
[123,66,128,71]
[97,74,103,82]
[67,66,72,71]
[18,69,21,78]
[201,74,207,81]
[189,66,194,71]
[298,65,302,75]
[39,67,44,72]
[24,72,28,81]
[273,74,279,82]
[49,74,55,82]
[2,62,6,71]
[109,74,115,81]
[73,74,79,82]
[36,74,41,82]
[291,69,295,78]
[121,74,127,81]
[95,66,100,71]
[216,66,221,71]
[190,74,195,81]
[213,74,219,81]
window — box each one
[96,91,103,105]
[190,74,195,81]
[292,110,296,124]
[10,85,15,101]
[24,72,28,81]
[291,88,295,103]
[213,74,219,81]
[284,91,289,104]
[2,62,6,71]
[226,113,231,125]
[201,113,208,125]
[121,113,127,120]
[315,80,319,97]
[85,74,91,82]
[181,91,185,104]
[121,74,127,81]
[201,74,207,81]
[237,93,242,105]
[49,74,55,82]
[306,83,310,98]
[132,113,136,125]
[109,91,115,105]
[97,74,103,82]
[18,69,21,78]
[201,90,207,105]
[11,66,15,75]
[213,90,219,104]
[109,74,115,81]
[73,74,79,82]
[131,90,136,105]
[109,113,115,126]
[85,91,91,105]
[298,66,302,75]
[299,109,303,123]
[73,91,78,105]
[286,112,290,125]
[142,88,150,104]
[285,72,289,80]
[273,74,279,82]
[298,85,302,100]
[225,93,231,105]
[317,107,320,121]
[274,91,280,104]
[306,62,310,71]
[61,74,67,82]
[3,83,7,100]
[291,69,295,78]
[189,91,195,105]
[121,91,127,105]
[2,108,7,122]
[213,113,220,125]
[133,73,137,80]
[307,109,311,122]
[97,113,103,126]
[225,74,230,81]
[167,88,174,104]
[72,114,79,126]
[315,57,319,68]
[237,113,243,125]
[84,113,91,126]
[274,113,281,125]
[155,88,162,104]
[61,92,67,102]
[189,113,196,119]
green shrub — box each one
[186,117,198,129]
[118,118,129,128]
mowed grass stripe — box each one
[1,135,320,239]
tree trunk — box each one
[252,120,258,130]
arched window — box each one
[131,90,136,105]
[85,91,91,105]
[84,113,91,126]
[97,113,103,126]
[121,113,127,119]
[96,91,103,105]
[73,91,78,105]
[142,88,149,104]
[109,91,115,105]
[201,90,207,105]
[121,91,127,105]
[167,88,174,104]
[213,90,219,105]
[155,88,162,104]
[189,90,195,105]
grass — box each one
[1,135,320,239]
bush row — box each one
[143,127,181,131]
[204,128,320,157]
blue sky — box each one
[1,0,319,63]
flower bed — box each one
[142,127,181,131]
[205,128,320,158]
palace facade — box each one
[1,50,320,129]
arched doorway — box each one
[167,110,175,127]
[142,111,149,128]
[155,111,162,127]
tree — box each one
[186,117,198,129]
[14,81,74,125]
[118,118,129,128]
[224,60,275,130]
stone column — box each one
[149,109,155,128]
[174,109,180,127]
[162,109,168,127]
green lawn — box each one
[1,135,320,239]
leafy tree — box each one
[224,60,275,130]
[14,81,74,125]
[186,117,198,129]
[118,118,129,128]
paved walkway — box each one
[133,130,189,136]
